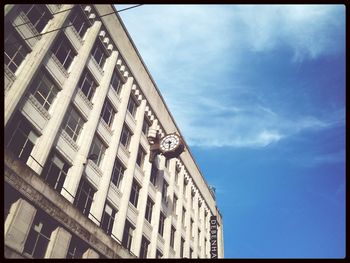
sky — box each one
[116,4,346,258]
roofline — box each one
[111,4,220,214]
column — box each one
[148,154,163,258]
[191,191,197,257]
[112,99,147,244]
[82,248,99,258]
[217,221,224,258]
[88,74,133,222]
[199,203,206,258]
[26,20,102,175]
[174,164,185,258]
[5,4,73,126]
[4,198,37,253]
[61,49,118,204]
[162,157,174,258]
[44,227,72,258]
[131,148,151,257]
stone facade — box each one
[4,4,224,258]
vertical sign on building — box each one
[210,215,218,258]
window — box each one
[139,236,150,259]
[173,195,178,214]
[88,136,106,167]
[78,70,97,101]
[170,226,176,249]
[122,220,134,251]
[51,34,76,70]
[100,100,115,127]
[62,106,85,142]
[180,238,185,258]
[68,7,89,38]
[158,212,165,237]
[150,164,157,186]
[183,179,188,196]
[190,218,194,238]
[165,158,170,169]
[101,202,117,235]
[42,151,70,192]
[91,42,107,68]
[120,124,132,149]
[30,69,60,111]
[111,159,124,189]
[175,166,180,185]
[129,180,141,207]
[23,210,56,258]
[156,250,163,259]
[20,5,51,33]
[182,207,186,225]
[142,117,150,136]
[190,248,193,259]
[5,23,30,74]
[110,70,122,94]
[127,96,137,118]
[4,184,21,222]
[162,180,168,202]
[74,178,96,216]
[5,112,38,163]
[145,197,153,223]
[136,146,146,169]
[198,228,201,244]
[191,191,195,209]
[67,235,88,258]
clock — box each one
[159,133,184,158]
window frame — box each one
[122,220,135,252]
[101,202,117,235]
[91,41,108,68]
[30,68,60,111]
[20,4,52,33]
[68,6,90,38]
[62,106,85,142]
[136,146,146,169]
[129,180,141,208]
[73,178,96,216]
[5,112,38,163]
[145,197,154,223]
[139,236,150,259]
[158,212,165,236]
[78,70,97,101]
[88,135,107,167]
[42,151,70,192]
[111,159,125,189]
[120,124,132,150]
[4,22,30,74]
[51,33,77,70]
[127,96,138,118]
[110,69,123,94]
[100,99,115,127]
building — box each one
[4,4,224,259]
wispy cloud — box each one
[118,5,345,148]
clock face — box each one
[160,134,180,152]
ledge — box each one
[27,94,51,120]
[60,129,79,151]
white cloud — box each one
[117,5,344,148]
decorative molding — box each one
[69,25,84,44]
[27,94,51,120]
[99,117,113,136]
[76,88,93,109]
[87,159,103,177]
[4,153,134,259]
[60,129,79,151]
[50,53,69,78]
[90,55,104,75]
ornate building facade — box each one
[4,4,224,259]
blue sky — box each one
[116,5,345,258]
